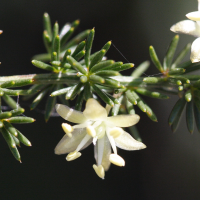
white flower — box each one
[55,98,146,179]
[170,0,200,63]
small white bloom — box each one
[55,98,146,179]
[170,0,200,63]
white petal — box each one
[199,0,200,11]
[186,11,200,21]
[106,114,140,127]
[114,131,146,150]
[170,20,200,37]
[55,104,87,123]
[54,128,92,155]
[191,37,200,63]
[83,98,107,120]
[94,135,111,171]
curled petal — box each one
[170,20,200,37]
[114,130,146,150]
[83,98,107,120]
[106,114,140,127]
[55,128,92,155]
[191,37,200,63]
[55,104,87,123]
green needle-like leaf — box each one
[92,84,114,106]
[7,117,35,124]
[54,35,60,61]
[149,46,164,72]
[90,60,115,73]
[111,95,124,116]
[43,13,52,40]
[51,22,59,56]
[194,104,200,133]
[51,87,71,97]
[89,75,105,84]
[89,49,106,70]
[145,103,157,122]
[31,86,51,110]
[85,28,95,68]
[3,121,18,137]
[75,90,84,111]
[43,31,51,53]
[12,135,20,147]
[45,95,56,122]
[101,78,121,88]
[110,63,134,72]
[171,102,185,133]
[94,70,119,77]
[63,30,90,50]
[0,126,16,148]
[168,97,186,126]
[0,121,4,128]
[168,68,185,75]
[185,89,192,102]
[171,43,191,69]
[135,88,169,99]
[74,50,85,61]
[72,41,86,57]
[66,83,83,100]
[16,130,31,146]
[0,81,15,88]
[126,98,135,115]
[131,61,150,78]
[83,82,92,101]
[186,101,194,134]
[67,55,87,75]
[10,108,24,117]
[163,35,179,70]
[143,77,166,84]
[0,111,12,119]
[102,41,111,52]
[60,27,74,46]
[2,94,19,109]
[32,60,56,72]
[125,90,137,105]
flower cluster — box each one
[55,98,146,179]
[170,0,200,63]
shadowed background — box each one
[0,0,200,199]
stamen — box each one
[106,128,117,154]
[66,151,81,161]
[86,125,96,137]
[109,127,123,138]
[76,134,92,152]
[93,164,105,179]
[73,121,91,129]
[62,123,73,138]
[109,154,125,166]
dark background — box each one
[0,0,200,199]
